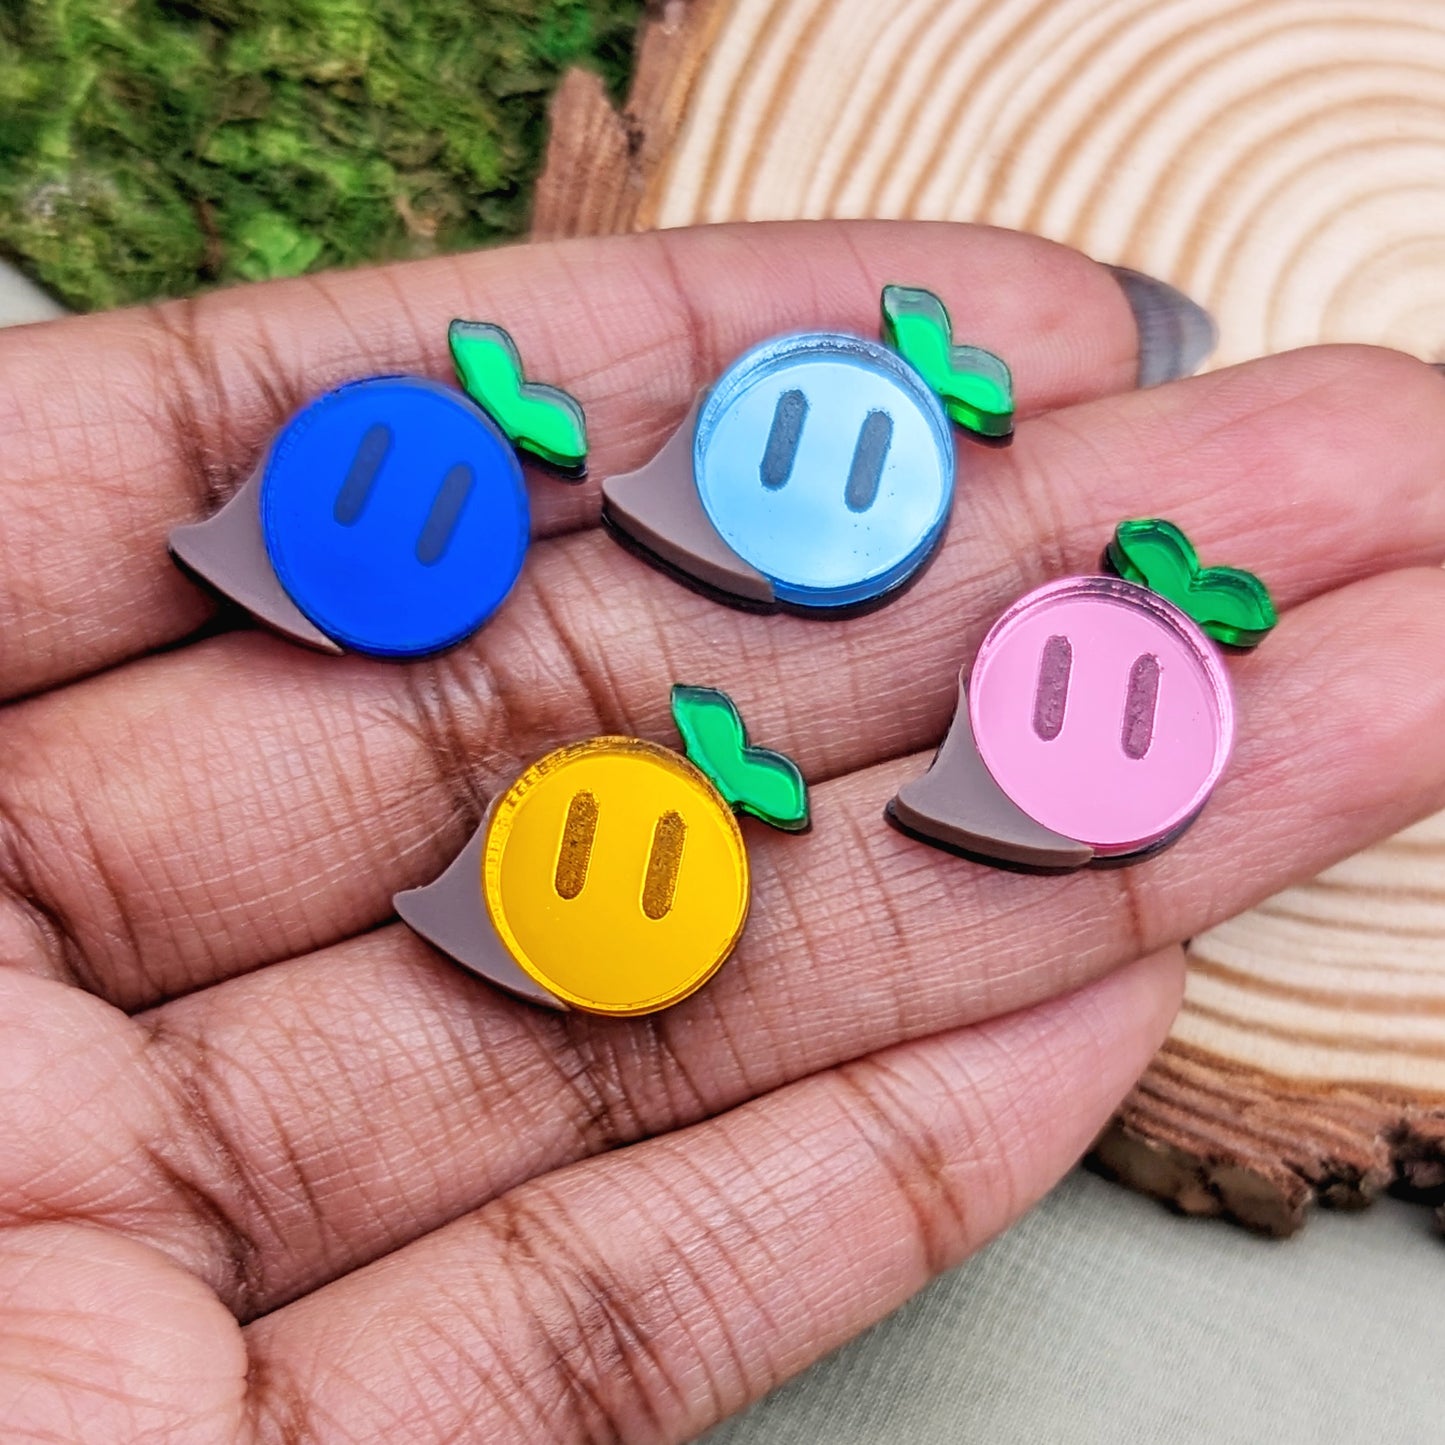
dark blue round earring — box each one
[170,323,586,659]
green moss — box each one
[0,0,643,309]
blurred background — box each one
[0,0,641,308]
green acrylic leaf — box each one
[880,285,1014,438]
[1107,519,1278,648]
[671,686,810,833]
[449,320,588,476]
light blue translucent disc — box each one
[693,332,955,609]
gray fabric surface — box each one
[707,1169,1443,1444]
[0,262,64,326]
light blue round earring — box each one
[602,285,1012,615]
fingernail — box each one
[1106,265,1218,388]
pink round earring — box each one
[888,519,1277,870]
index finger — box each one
[0,221,1198,699]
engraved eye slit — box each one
[416,462,476,565]
[759,393,893,512]
[332,422,393,525]
[1032,634,1073,741]
[760,389,808,489]
[330,420,473,565]
[554,791,599,899]
[845,409,893,513]
[554,796,686,916]
[1122,654,1161,760]
[642,811,687,920]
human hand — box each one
[2,222,1444,1442]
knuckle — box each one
[0,758,126,997]
[545,1009,709,1157]
[0,783,83,982]
[1106,859,1155,964]
[545,1022,652,1155]
[833,1060,972,1276]
[141,293,296,519]
[140,1018,274,1318]
[636,231,716,403]
[245,1349,323,1445]
[399,545,644,820]
[398,615,573,827]
[143,267,427,526]
[483,1191,675,1443]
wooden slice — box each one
[1094,812,1445,1234]
[535,0,1445,1232]
[532,0,729,242]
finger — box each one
[0,221,1152,699]
[3,346,1444,1008]
[24,568,1445,1318]
[237,952,1182,1444]
[0,1222,246,1444]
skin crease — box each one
[0,222,1443,1443]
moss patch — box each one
[0,0,643,310]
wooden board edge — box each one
[1089,1040,1445,1237]
[531,0,726,240]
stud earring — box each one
[169,323,586,659]
[395,686,809,1015]
[602,286,1012,616]
[888,519,1277,869]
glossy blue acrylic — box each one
[693,333,955,609]
[261,376,529,658]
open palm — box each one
[3,222,1444,1443]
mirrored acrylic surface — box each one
[693,333,955,609]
